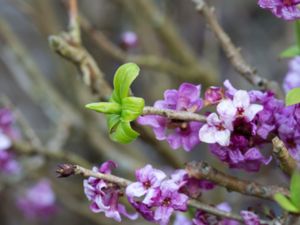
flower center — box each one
[216,123,225,131]
[162,197,171,206]
[286,138,296,149]
[283,0,293,6]
[237,107,245,116]
[143,181,151,189]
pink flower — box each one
[241,211,261,225]
[204,86,224,105]
[126,164,166,205]
[217,90,263,122]
[17,179,56,219]
[199,113,232,146]
[153,180,189,225]
[258,0,300,20]
[138,83,203,151]
[84,161,138,222]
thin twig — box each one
[57,163,273,224]
[142,106,206,122]
[272,137,297,176]
[191,0,283,98]
[186,161,289,200]
[80,15,214,83]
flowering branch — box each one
[142,106,206,122]
[191,0,283,98]
[272,137,297,176]
[56,163,274,224]
[186,161,290,200]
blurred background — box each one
[0,0,293,224]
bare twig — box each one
[80,15,214,83]
[49,0,111,100]
[57,163,273,224]
[272,137,297,176]
[191,0,283,98]
[186,161,289,200]
[13,141,91,168]
[142,106,206,122]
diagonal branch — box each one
[191,0,283,98]
[186,161,289,200]
[57,163,273,224]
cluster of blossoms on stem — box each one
[258,0,300,20]
[138,83,203,151]
[17,179,57,219]
[138,79,300,172]
[126,164,213,225]
[83,161,138,222]
[0,108,20,174]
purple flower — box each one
[153,180,189,225]
[0,108,20,174]
[84,161,138,222]
[126,164,166,205]
[173,213,193,225]
[171,169,214,198]
[199,112,232,146]
[17,179,56,219]
[241,211,261,225]
[258,0,300,20]
[283,56,300,93]
[138,83,203,151]
[204,86,224,105]
[120,31,138,49]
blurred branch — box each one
[13,140,91,168]
[272,137,297,176]
[192,0,283,98]
[49,0,112,100]
[58,163,274,224]
[117,0,217,85]
[186,161,290,200]
[80,15,213,82]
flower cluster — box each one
[138,83,203,151]
[17,179,57,219]
[83,161,138,222]
[0,108,20,174]
[258,0,300,20]
[126,165,213,225]
[200,82,273,172]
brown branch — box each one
[49,0,111,100]
[191,0,283,98]
[272,137,297,176]
[57,163,274,224]
[186,161,289,200]
[142,106,206,122]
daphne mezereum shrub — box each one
[4,0,300,225]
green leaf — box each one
[121,97,145,122]
[85,102,121,114]
[291,171,300,209]
[112,63,140,102]
[280,45,300,58]
[274,193,300,213]
[286,87,300,106]
[110,121,139,144]
[107,114,121,133]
